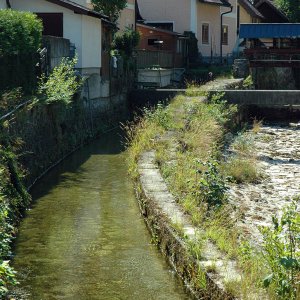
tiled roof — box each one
[238,0,264,19]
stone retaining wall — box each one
[137,152,235,300]
[2,92,128,188]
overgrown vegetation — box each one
[38,57,82,105]
[184,65,233,85]
[0,123,31,297]
[0,10,42,56]
[126,82,300,298]
[0,10,42,93]
[274,0,300,22]
[112,29,140,62]
[91,0,127,22]
[223,127,262,184]
[260,200,300,299]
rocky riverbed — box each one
[228,123,300,245]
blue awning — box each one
[239,23,300,39]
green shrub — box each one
[38,57,83,105]
[224,157,260,183]
[0,9,42,56]
[0,10,42,92]
[196,160,229,207]
[260,201,300,299]
[0,128,32,296]
[143,103,172,130]
[112,29,140,61]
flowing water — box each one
[12,130,190,300]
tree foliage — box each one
[274,0,300,22]
[0,9,42,56]
[38,58,82,105]
[112,29,140,60]
[91,0,127,22]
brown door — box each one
[36,13,63,37]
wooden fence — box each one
[136,50,183,69]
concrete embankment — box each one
[133,80,300,299]
[133,79,254,299]
[1,92,128,188]
[137,151,239,299]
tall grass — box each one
[125,88,276,298]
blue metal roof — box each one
[239,23,300,39]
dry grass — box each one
[125,87,272,298]
[224,157,261,184]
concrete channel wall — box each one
[135,79,251,300]
[130,89,300,108]
[1,92,128,188]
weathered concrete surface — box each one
[43,36,70,70]
[228,124,300,246]
[3,93,128,188]
[223,90,300,106]
[130,76,300,108]
[138,151,243,299]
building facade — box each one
[137,0,238,62]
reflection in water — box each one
[12,131,190,300]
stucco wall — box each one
[0,0,6,9]
[138,0,191,33]
[222,0,238,56]
[239,5,252,23]
[197,3,221,57]
[138,0,238,59]
[81,15,101,69]
[118,0,135,31]
[10,0,102,70]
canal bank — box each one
[127,79,300,299]
[11,130,191,300]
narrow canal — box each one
[12,130,190,300]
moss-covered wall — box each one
[0,90,128,293]
[2,93,128,188]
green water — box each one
[12,131,190,300]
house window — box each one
[148,38,159,46]
[202,23,209,44]
[222,25,229,45]
[36,13,63,37]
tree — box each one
[91,0,127,22]
[274,0,300,22]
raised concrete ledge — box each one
[137,151,243,300]
[222,90,300,106]
[130,88,300,108]
[156,89,300,106]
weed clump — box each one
[260,200,300,300]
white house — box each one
[137,0,238,62]
[2,0,114,98]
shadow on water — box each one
[30,128,126,202]
[11,127,191,300]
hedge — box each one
[0,9,42,56]
[0,10,43,93]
